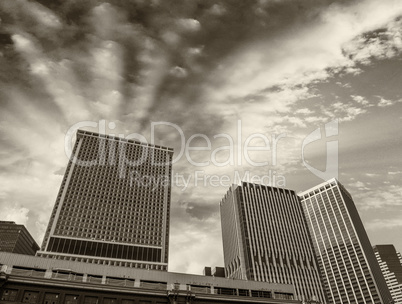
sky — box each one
[0,0,402,275]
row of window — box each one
[43,255,168,270]
[1,289,161,304]
[53,234,162,246]
[47,237,162,262]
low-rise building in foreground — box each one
[0,252,299,304]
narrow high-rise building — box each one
[220,182,327,303]
[374,245,402,304]
[37,130,173,270]
[300,178,391,304]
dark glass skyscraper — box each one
[300,178,391,304]
[38,130,173,270]
[220,182,327,303]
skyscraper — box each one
[300,178,391,304]
[37,130,173,270]
[220,182,327,303]
[374,245,402,303]
[0,221,39,255]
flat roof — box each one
[298,178,353,201]
[298,178,338,197]
[0,252,295,293]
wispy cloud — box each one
[354,184,402,210]
[343,17,402,65]
[366,216,402,230]
[1,0,402,272]
[377,96,402,107]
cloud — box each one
[354,184,402,210]
[343,17,402,65]
[208,0,402,104]
[378,97,396,107]
[196,0,402,139]
[296,108,313,115]
[351,95,370,106]
[342,106,367,121]
[317,101,368,122]
[1,0,402,273]
[388,171,402,175]
[348,180,370,191]
[0,0,62,39]
[1,206,30,225]
[185,201,219,221]
[169,210,223,274]
[53,167,66,176]
[366,216,402,230]
[176,18,201,32]
[208,4,226,16]
[169,66,188,78]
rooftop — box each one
[0,252,296,302]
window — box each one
[238,289,249,297]
[84,296,98,304]
[63,294,78,304]
[1,289,18,301]
[44,293,59,304]
[22,291,39,304]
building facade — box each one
[0,252,298,304]
[300,178,391,304]
[37,130,173,271]
[220,182,326,303]
[374,245,402,303]
[0,221,39,256]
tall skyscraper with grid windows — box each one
[220,182,327,303]
[300,178,391,304]
[37,130,173,271]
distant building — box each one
[203,266,212,276]
[220,182,326,303]
[212,267,225,278]
[300,178,391,304]
[203,266,225,277]
[0,252,298,304]
[374,245,402,303]
[37,130,173,271]
[0,221,39,255]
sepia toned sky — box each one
[0,0,402,274]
